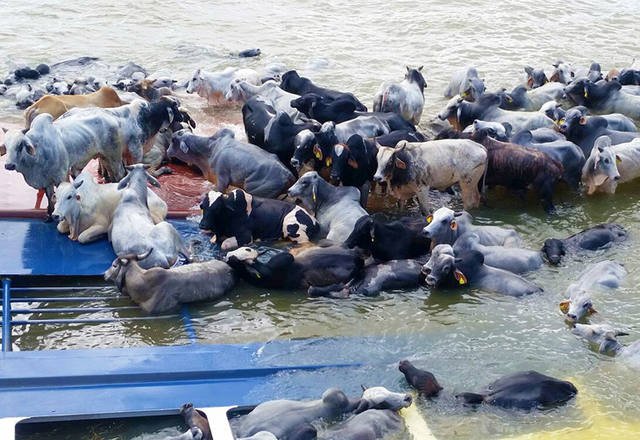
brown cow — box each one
[24,86,123,128]
[437,127,563,213]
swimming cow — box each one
[456,371,578,410]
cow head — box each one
[280,70,302,93]
[550,61,575,84]
[524,65,549,89]
[343,215,374,251]
[186,69,203,94]
[290,129,318,171]
[355,386,412,414]
[571,323,627,355]
[199,190,226,241]
[288,171,323,212]
[541,238,565,265]
[421,244,455,287]
[559,290,597,323]
[421,207,464,246]
[472,120,511,141]
[104,248,153,290]
[405,66,427,93]
[582,136,621,195]
[373,142,411,183]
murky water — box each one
[3,1,640,438]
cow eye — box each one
[441,219,447,224]
[66,195,72,200]
[583,302,592,309]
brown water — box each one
[3,1,640,438]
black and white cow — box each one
[199,189,319,250]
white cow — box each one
[186,67,261,104]
[582,136,640,194]
[373,139,487,212]
[53,172,167,243]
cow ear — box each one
[394,157,406,169]
[347,158,359,169]
[450,219,458,230]
[616,154,622,165]
[418,65,424,71]
[24,141,36,156]
[526,77,534,88]
[579,116,587,125]
[453,211,464,217]
[453,269,467,285]
[75,194,81,201]
[406,66,410,73]
[313,144,323,160]
[559,300,570,314]
[180,141,189,153]
[73,179,85,189]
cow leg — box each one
[358,181,371,208]
[77,224,108,243]
[57,219,70,234]
[44,186,55,222]
[536,176,556,214]
[35,188,45,209]
[415,187,431,216]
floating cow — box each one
[225,246,364,292]
[199,189,319,250]
[422,207,522,248]
[559,260,626,322]
[344,215,429,261]
[186,67,261,104]
[541,223,627,265]
[104,250,235,314]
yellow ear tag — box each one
[313,145,323,160]
[454,269,467,285]
[325,157,332,167]
[312,187,317,203]
[584,90,589,99]
[557,118,565,126]
[426,215,433,224]
[450,220,457,230]
[616,157,622,165]
[559,300,570,314]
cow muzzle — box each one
[5,163,16,171]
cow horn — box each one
[73,179,84,189]
[136,248,153,260]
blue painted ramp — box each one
[0,219,200,276]
[0,340,363,420]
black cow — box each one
[224,245,364,292]
[541,223,627,265]
[558,108,640,156]
[344,215,430,261]
[199,189,319,250]
[280,70,367,111]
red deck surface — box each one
[0,127,213,219]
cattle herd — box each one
[2,56,640,439]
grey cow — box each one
[287,171,368,242]
[168,128,294,198]
[444,66,485,101]
[422,207,523,248]
[110,164,189,269]
[104,249,235,314]
[3,128,69,218]
[453,232,543,274]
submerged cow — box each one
[199,189,319,250]
[453,233,543,274]
[571,323,639,361]
[280,70,367,111]
[559,261,626,323]
[225,246,364,292]
[541,223,627,265]
[422,207,522,248]
[456,371,577,410]
[104,249,235,314]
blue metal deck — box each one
[0,219,201,276]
